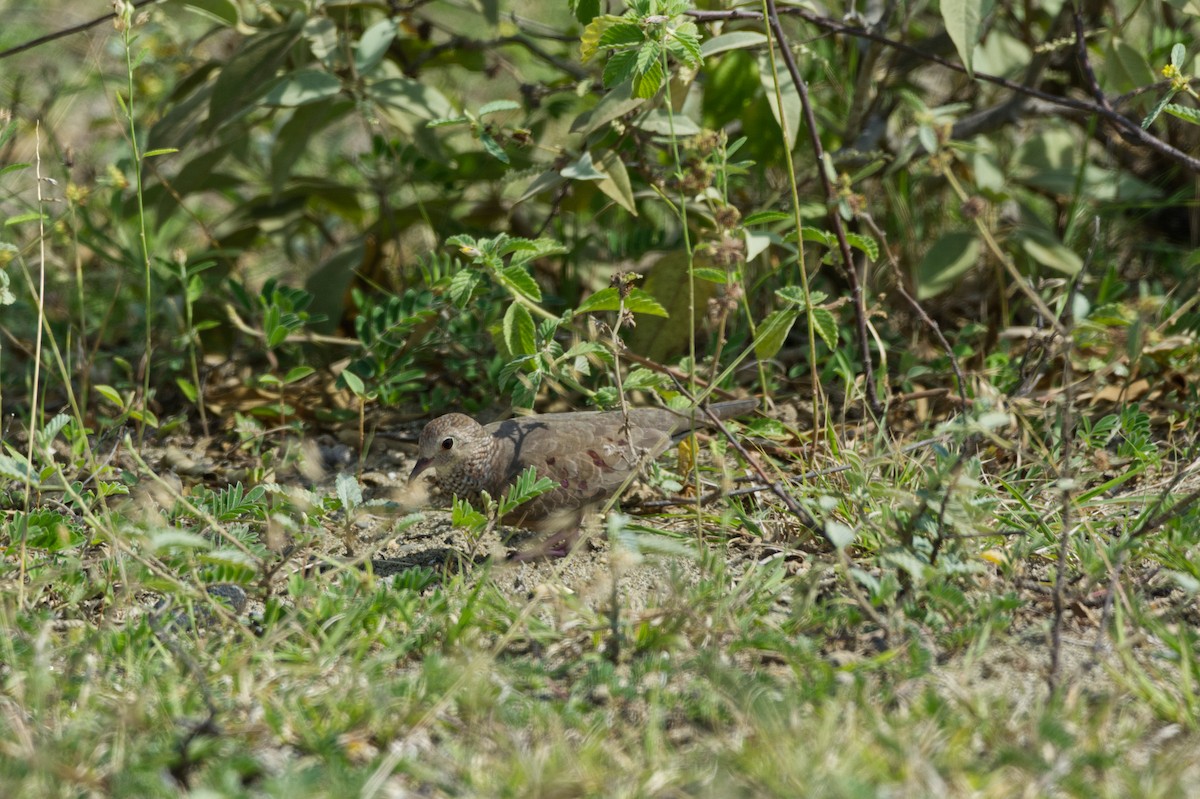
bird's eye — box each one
[441,438,454,450]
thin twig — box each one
[687,8,1200,174]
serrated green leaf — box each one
[776,285,807,305]
[500,266,542,302]
[576,287,619,314]
[604,49,639,89]
[1163,103,1200,125]
[597,22,644,49]
[581,15,629,62]
[845,232,879,260]
[503,302,537,357]
[809,306,839,350]
[448,269,481,306]
[625,289,669,316]
[669,27,702,67]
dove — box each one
[408,398,757,557]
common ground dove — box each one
[408,398,757,553]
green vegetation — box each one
[2,0,1200,794]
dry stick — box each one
[762,0,883,418]
[689,7,1200,174]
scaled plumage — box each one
[408,399,756,549]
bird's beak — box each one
[409,457,432,482]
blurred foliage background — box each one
[0,0,1198,426]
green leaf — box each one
[265,69,342,107]
[355,19,397,74]
[700,31,768,57]
[1141,89,1177,129]
[5,212,45,227]
[595,149,637,214]
[500,266,542,302]
[845,232,879,260]
[603,50,640,89]
[561,151,607,180]
[810,306,839,351]
[448,269,481,306]
[1163,103,1200,125]
[743,210,792,225]
[283,366,315,384]
[168,0,239,26]
[581,15,629,62]
[916,232,980,299]
[370,78,453,120]
[1020,235,1083,276]
[576,287,619,314]
[631,109,701,136]
[340,369,366,396]
[478,130,509,163]
[669,26,702,67]
[478,100,521,117]
[693,268,728,283]
[601,287,662,316]
[95,385,126,409]
[623,368,668,391]
[503,302,537,357]
[176,378,198,402]
[633,43,665,98]
[1171,42,1186,68]
[573,0,601,24]
[942,0,982,76]
[775,285,807,305]
[498,466,558,516]
[754,308,799,361]
[336,472,363,510]
[825,521,856,550]
[570,79,644,136]
[597,22,644,49]
[577,287,668,316]
[143,148,179,158]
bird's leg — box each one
[505,526,580,561]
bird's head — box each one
[408,413,486,482]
